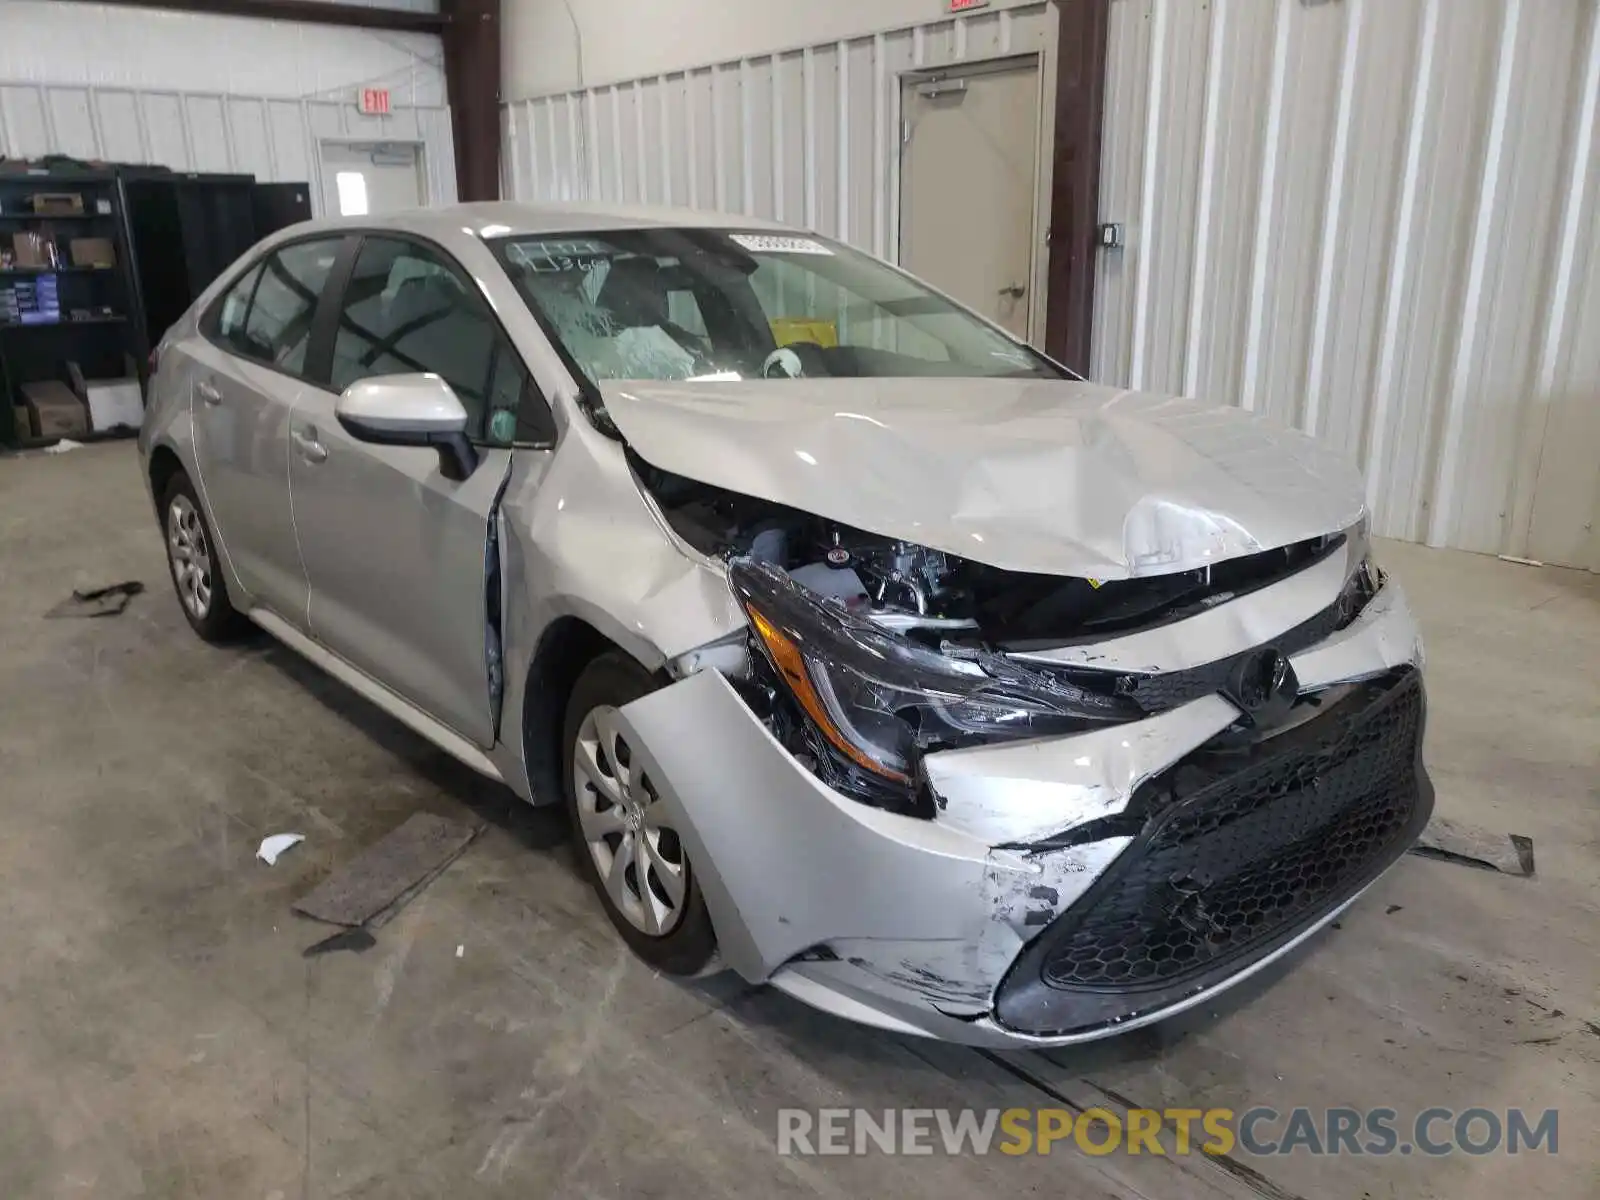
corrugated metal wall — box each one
[0,1,456,213]
[1096,0,1600,568]
[501,2,1055,266]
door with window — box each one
[287,235,536,746]
[189,237,345,623]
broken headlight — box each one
[729,559,1139,802]
[1338,515,1385,623]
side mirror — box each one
[335,373,480,480]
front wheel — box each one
[161,471,248,642]
[562,652,717,975]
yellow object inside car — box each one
[769,317,839,348]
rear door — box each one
[288,233,543,746]
[187,237,347,622]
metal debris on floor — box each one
[257,833,305,865]
[44,579,145,618]
[1411,816,1536,876]
[292,812,480,955]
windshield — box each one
[489,228,1068,387]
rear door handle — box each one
[291,427,328,464]
[197,379,222,406]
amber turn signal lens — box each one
[745,605,911,784]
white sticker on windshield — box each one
[730,234,834,256]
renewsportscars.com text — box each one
[776,1106,1559,1158]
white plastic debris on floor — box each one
[257,833,305,865]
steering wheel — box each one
[760,341,830,379]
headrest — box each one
[595,257,669,329]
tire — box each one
[562,651,717,975]
[160,471,249,643]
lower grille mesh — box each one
[1039,672,1424,991]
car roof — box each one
[281,201,798,245]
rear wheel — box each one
[161,472,248,642]
[562,652,717,975]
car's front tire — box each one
[161,471,248,643]
[562,651,717,975]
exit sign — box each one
[358,87,391,116]
[949,0,992,11]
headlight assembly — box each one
[1339,514,1385,622]
[729,559,1139,804]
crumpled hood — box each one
[600,377,1366,579]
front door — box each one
[288,234,529,746]
[899,60,1042,339]
[188,238,344,622]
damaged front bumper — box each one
[611,579,1430,1047]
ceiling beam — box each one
[56,0,447,34]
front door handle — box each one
[291,427,328,464]
[197,379,222,406]
[999,283,1027,299]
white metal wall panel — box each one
[0,84,457,212]
[0,1,455,213]
[503,2,1055,270]
[1096,0,1600,567]
[502,0,1046,98]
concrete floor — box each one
[1,442,1596,1199]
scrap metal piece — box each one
[293,813,481,929]
[1410,816,1535,876]
[45,580,145,618]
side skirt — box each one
[249,608,506,784]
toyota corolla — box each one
[139,202,1431,1046]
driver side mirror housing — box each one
[335,373,480,481]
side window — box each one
[330,236,526,441]
[211,263,264,356]
[239,240,341,373]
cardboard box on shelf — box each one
[29,193,84,215]
[68,238,115,268]
[10,232,51,267]
[19,381,88,440]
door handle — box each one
[291,427,328,464]
[197,379,222,406]
[999,283,1027,299]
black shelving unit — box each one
[0,166,148,449]
[120,169,312,355]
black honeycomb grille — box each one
[1039,672,1424,992]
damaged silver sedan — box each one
[139,203,1431,1046]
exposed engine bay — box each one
[633,452,1351,650]
[632,454,1378,818]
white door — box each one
[899,62,1041,340]
[320,142,425,217]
